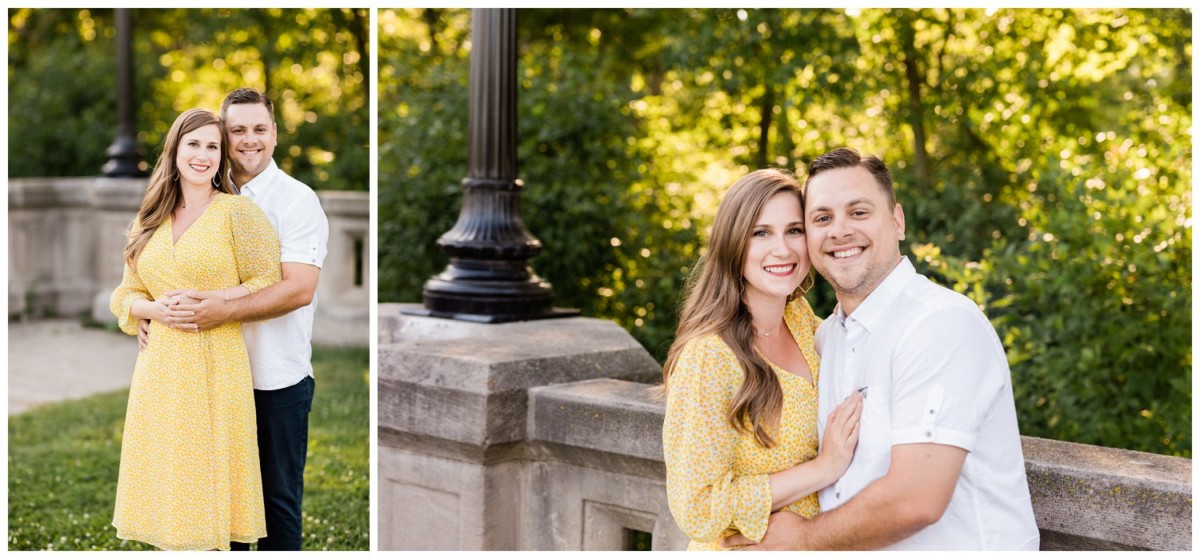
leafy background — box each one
[8,8,369,190]
[7,9,370,551]
[380,8,1191,457]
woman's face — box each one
[742,191,810,304]
[175,123,222,188]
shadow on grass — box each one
[7,347,369,551]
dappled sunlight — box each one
[9,8,368,191]
[377,8,1189,456]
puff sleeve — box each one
[109,258,151,337]
[229,197,281,293]
[663,336,773,544]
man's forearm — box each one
[801,443,965,549]
[226,278,312,323]
[801,476,933,550]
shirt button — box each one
[925,431,933,438]
[835,492,841,499]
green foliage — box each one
[7,347,369,550]
[382,8,1190,457]
[8,8,369,190]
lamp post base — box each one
[400,305,580,324]
[413,270,579,323]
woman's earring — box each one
[212,174,222,189]
[798,273,815,296]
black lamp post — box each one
[406,8,577,323]
[102,8,146,178]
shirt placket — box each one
[831,316,867,505]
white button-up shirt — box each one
[816,257,1039,550]
[235,159,330,390]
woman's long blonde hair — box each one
[663,169,807,448]
[123,108,234,269]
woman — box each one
[662,169,862,550]
[109,108,279,550]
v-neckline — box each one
[170,194,220,245]
[757,309,817,387]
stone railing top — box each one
[525,378,1192,551]
[8,177,145,210]
[378,304,660,393]
[316,190,368,216]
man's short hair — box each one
[804,148,896,207]
[220,87,275,123]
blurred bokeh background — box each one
[379,8,1191,458]
[8,8,368,191]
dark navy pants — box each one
[232,375,314,551]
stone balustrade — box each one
[7,177,368,347]
[378,303,1191,551]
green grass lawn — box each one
[7,347,369,551]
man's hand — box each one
[138,319,150,351]
[162,289,200,306]
[724,510,808,550]
[171,290,233,331]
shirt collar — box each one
[230,158,280,195]
[835,256,917,332]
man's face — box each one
[223,102,277,180]
[804,166,905,311]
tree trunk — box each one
[899,11,931,194]
[350,8,370,110]
[756,81,775,169]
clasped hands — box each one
[138,289,232,350]
[721,510,810,551]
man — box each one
[727,148,1038,550]
[144,88,329,550]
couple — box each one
[663,149,1040,550]
[108,88,329,551]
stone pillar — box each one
[314,191,369,346]
[6,177,144,320]
[377,304,661,550]
[90,178,148,321]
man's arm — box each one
[728,442,966,550]
[170,262,320,331]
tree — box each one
[8,8,369,191]
[380,8,1191,456]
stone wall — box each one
[7,177,368,347]
[378,303,1192,551]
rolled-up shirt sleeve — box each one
[889,305,1009,452]
[277,191,329,268]
[663,337,773,543]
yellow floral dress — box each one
[663,297,822,551]
[109,193,279,550]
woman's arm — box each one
[663,337,773,544]
[110,261,155,336]
[231,198,282,294]
[169,285,252,304]
[767,390,862,509]
[129,297,187,322]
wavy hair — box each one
[123,108,233,269]
[663,169,808,448]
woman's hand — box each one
[766,390,863,510]
[147,297,180,322]
[819,390,863,481]
[129,296,194,325]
